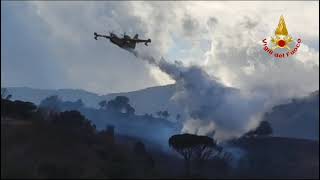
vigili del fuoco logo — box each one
[262,15,301,59]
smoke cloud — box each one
[126,48,267,141]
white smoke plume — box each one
[126,48,268,141]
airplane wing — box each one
[131,39,151,43]
[130,38,151,46]
[94,32,110,40]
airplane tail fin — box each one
[94,32,98,40]
[145,39,151,46]
[134,34,139,39]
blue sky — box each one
[1,3,66,89]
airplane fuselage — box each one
[110,36,136,49]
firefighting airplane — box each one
[94,31,151,49]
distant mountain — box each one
[263,90,319,140]
[102,85,182,118]
[3,85,182,117]
[3,87,102,108]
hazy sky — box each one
[1,1,319,96]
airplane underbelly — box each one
[122,42,135,49]
[111,38,135,49]
[131,43,136,49]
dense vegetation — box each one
[1,98,162,178]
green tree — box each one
[169,133,221,176]
[156,110,170,119]
[107,96,135,115]
[162,111,170,119]
[39,95,61,112]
